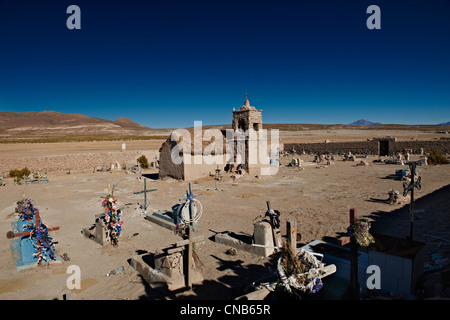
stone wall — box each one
[395,140,450,154]
[283,140,450,155]
[183,154,229,181]
[158,139,185,180]
[283,140,379,155]
[0,150,158,176]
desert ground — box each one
[0,129,449,300]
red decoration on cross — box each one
[6,210,60,266]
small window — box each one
[238,119,247,131]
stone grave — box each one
[21,172,48,184]
[81,186,123,247]
[214,201,283,257]
[145,183,202,233]
[129,234,205,292]
[6,198,61,270]
[131,182,205,291]
[308,208,426,298]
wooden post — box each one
[266,201,281,249]
[174,182,204,290]
[186,183,194,290]
[403,161,421,241]
[286,219,297,252]
[349,208,360,300]
[166,235,204,290]
[186,226,193,290]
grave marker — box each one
[133,178,157,213]
[265,201,281,249]
[403,161,422,240]
[7,199,60,270]
[173,232,204,290]
[130,234,204,292]
[286,219,297,253]
[179,183,203,290]
[82,185,123,246]
[214,167,222,191]
[145,183,203,232]
[131,183,205,291]
[349,208,360,300]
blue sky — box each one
[0,0,449,128]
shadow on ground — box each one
[136,252,278,300]
[135,183,450,300]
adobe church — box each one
[158,95,272,181]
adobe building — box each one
[158,95,271,181]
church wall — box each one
[183,154,229,182]
[158,139,185,180]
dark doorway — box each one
[379,140,389,156]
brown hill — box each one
[112,117,146,128]
[0,110,108,128]
[0,111,157,138]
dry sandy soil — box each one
[0,130,449,301]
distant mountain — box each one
[438,121,450,125]
[349,119,382,126]
[0,110,154,136]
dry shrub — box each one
[137,155,149,168]
[9,167,31,179]
[281,241,307,276]
[428,150,449,165]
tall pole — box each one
[403,161,421,241]
[349,208,360,300]
[187,183,194,290]
[409,177,414,240]
[144,179,147,212]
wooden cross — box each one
[167,233,204,290]
[104,184,112,196]
[403,161,422,240]
[6,210,60,266]
[179,183,203,225]
[178,183,204,290]
[133,178,157,212]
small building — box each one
[158,95,271,181]
[376,137,396,157]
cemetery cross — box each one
[133,178,157,212]
[402,161,422,240]
[6,209,60,266]
[179,183,203,290]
